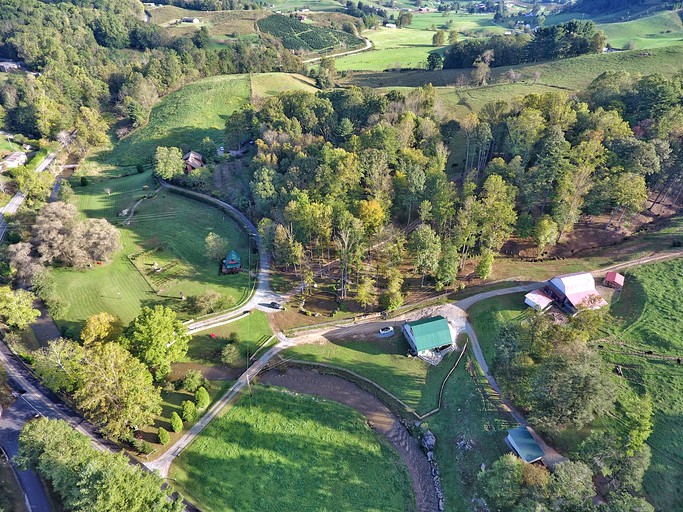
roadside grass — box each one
[131,379,232,462]
[342,44,683,92]
[0,138,20,153]
[170,385,415,512]
[50,173,251,335]
[284,333,462,414]
[600,258,683,511]
[0,456,29,512]
[185,311,273,365]
[468,293,528,363]
[90,75,252,169]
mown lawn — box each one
[603,258,683,510]
[170,385,415,512]
[185,311,273,365]
[250,72,317,98]
[285,333,461,415]
[50,171,251,335]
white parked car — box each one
[379,326,394,336]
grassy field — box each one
[335,12,507,71]
[92,75,251,168]
[250,72,317,97]
[92,72,317,170]
[50,171,251,335]
[0,137,20,153]
[285,333,461,414]
[598,10,683,50]
[602,258,683,511]
[185,311,273,365]
[170,385,415,512]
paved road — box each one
[0,343,112,511]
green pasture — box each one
[603,258,683,510]
[547,0,671,24]
[93,75,252,168]
[285,332,461,414]
[598,10,683,49]
[266,0,345,12]
[170,385,415,512]
[50,171,251,334]
[150,5,267,39]
[185,311,273,365]
[0,137,20,153]
[335,12,506,71]
[250,72,318,97]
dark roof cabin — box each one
[221,250,241,274]
[182,151,204,172]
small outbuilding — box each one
[181,17,200,23]
[221,250,242,274]
[524,289,554,312]
[2,151,27,170]
[604,271,625,289]
[182,151,204,172]
[403,316,455,365]
[506,427,544,464]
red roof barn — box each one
[604,271,625,289]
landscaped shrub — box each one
[80,176,88,186]
[195,387,210,410]
[133,439,153,454]
[182,370,205,393]
[137,163,145,174]
[158,427,170,445]
[171,411,183,432]
[182,400,197,422]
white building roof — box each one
[549,272,607,310]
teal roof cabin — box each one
[222,250,241,274]
[506,427,544,463]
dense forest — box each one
[0,0,301,140]
[172,70,683,308]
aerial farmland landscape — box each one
[0,0,682,511]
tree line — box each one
[0,0,302,144]
[444,20,605,70]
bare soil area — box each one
[261,367,439,512]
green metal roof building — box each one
[507,427,544,463]
[402,316,454,354]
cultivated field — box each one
[50,171,251,334]
[171,386,415,512]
